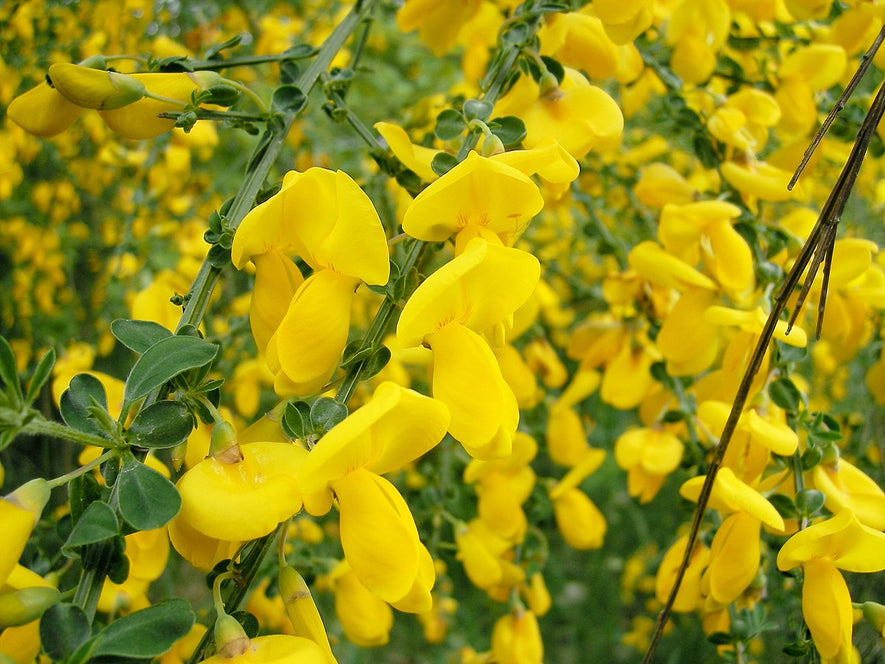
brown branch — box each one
[642,32,885,663]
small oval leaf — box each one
[91,598,195,658]
[127,400,194,449]
[60,373,113,438]
[63,501,120,553]
[117,455,181,530]
[110,319,172,354]
[40,603,91,661]
[310,397,348,433]
[25,348,56,404]
[123,335,218,405]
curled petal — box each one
[811,460,885,530]
[801,560,854,662]
[628,241,717,291]
[777,509,885,572]
[680,467,784,530]
[333,562,393,647]
[268,271,357,395]
[374,122,439,182]
[177,442,304,542]
[167,512,241,573]
[427,323,518,459]
[296,382,449,493]
[333,468,422,605]
[491,137,580,185]
[397,238,540,346]
[249,250,304,353]
[402,152,544,244]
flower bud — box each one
[862,601,885,635]
[538,72,562,101]
[5,479,50,521]
[278,566,337,663]
[0,587,61,627]
[209,421,242,463]
[481,134,505,157]
[213,613,251,658]
[48,63,147,110]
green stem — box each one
[158,109,267,122]
[20,417,119,449]
[46,449,118,490]
[219,77,268,112]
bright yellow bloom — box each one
[455,521,525,591]
[6,81,84,138]
[655,534,711,612]
[232,167,389,395]
[628,241,717,291]
[811,459,885,530]
[396,0,485,56]
[680,467,784,531]
[0,481,49,587]
[778,510,885,663]
[374,121,439,182]
[402,151,544,249]
[491,608,543,664]
[279,566,337,664]
[295,383,448,610]
[493,67,623,159]
[594,0,654,44]
[666,0,731,84]
[397,238,539,458]
[656,289,720,375]
[550,486,607,549]
[330,561,394,647]
[701,512,762,606]
[47,63,146,110]
[615,428,684,503]
[175,442,304,542]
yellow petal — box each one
[397,238,540,346]
[801,560,853,661]
[232,170,302,268]
[48,63,146,110]
[545,405,590,467]
[680,467,784,530]
[271,271,356,394]
[490,137,580,185]
[6,82,83,138]
[0,500,34,586]
[296,382,449,493]
[777,509,885,572]
[705,218,755,300]
[177,442,304,541]
[491,609,544,664]
[742,409,798,456]
[198,634,327,664]
[657,289,720,375]
[779,44,847,90]
[811,460,885,530]
[553,487,606,549]
[427,323,517,459]
[249,250,304,353]
[389,542,435,613]
[374,121,439,182]
[704,512,761,605]
[655,534,710,612]
[333,468,420,605]
[402,152,544,244]
[332,562,393,647]
[628,241,717,291]
[167,513,241,573]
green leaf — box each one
[0,336,23,405]
[794,488,826,516]
[110,319,172,354]
[40,603,91,661]
[117,454,181,530]
[488,115,526,147]
[203,84,240,106]
[24,348,55,404]
[60,374,114,439]
[341,340,374,368]
[768,493,798,519]
[204,34,243,60]
[283,400,311,439]
[127,400,193,449]
[431,152,459,177]
[90,599,195,659]
[362,346,391,380]
[123,335,218,405]
[462,99,493,122]
[310,397,348,433]
[768,377,802,413]
[434,109,465,141]
[69,472,102,525]
[206,243,231,268]
[63,500,119,554]
[271,85,307,113]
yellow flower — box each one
[550,486,607,550]
[491,607,543,664]
[330,561,394,647]
[656,289,720,375]
[493,67,623,160]
[397,238,539,458]
[295,383,448,610]
[401,151,544,249]
[776,44,847,136]
[701,512,763,607]
[0,481,49,587]
[666,0,731,84]
[778,510,885,663]
[655,534,711,612]
[278,566,337,664]
[232,168,389,396]
[0,565,57,662]
[454,520,525,591]
[396,0,485,56]
[175,442,304,543]
[374,121,439,182]
[810,459,885,530]
[615,428,684,503]
[680,467,784,531]
[47,63,146,110]
[594,0,654,44]
[6,81,83,138]
[198,634,326,664]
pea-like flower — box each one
[397,237,540,458]
[231,168,390,396]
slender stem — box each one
[20,417,119,449]
[219,77,268,112]
[46,449,118,489]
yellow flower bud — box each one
[278,566,337,664]
[491,608,543,664]
[0,587,61,628]
[48,63,147,110]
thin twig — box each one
[642,35,885,663]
